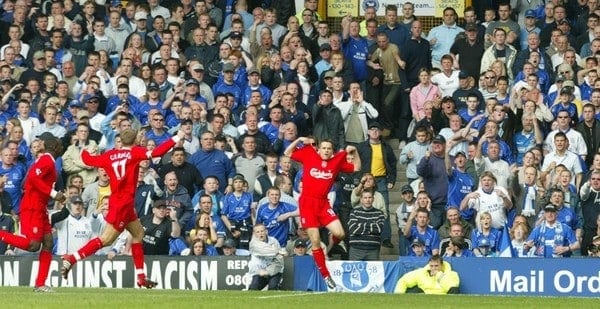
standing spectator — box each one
[427,7,464,68]
[341,17,369,85]
[312,89,345,150]
[247,223,285,290]
[580,171,600,255]
[480,28,518,81]
[485,3,521,45]
[431,55,460,97]
[377,5,410,49]
[541,132,584,188]
[158,147,203,199]
[460,171,513,229]
[232,135,266,182]
[367,32,403,139]
[335,82,379,146]
[416,134,449,229]
[54,196,99,255]
[450,23,485,81]
[410,68,441,122]
[403,20,432,88]
[255,186,298,247]
[525,204,580,258]
[399,126,430,184]
[221,174,254,249]
[348,190,385,261]
[141,200,181,255]
[357,121,397,247]
[188,131,236,193]
[576,103,600,168]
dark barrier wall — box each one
[294,256,600,297]
[0,256,293,290]
[2,255,600,297]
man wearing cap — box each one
[140,200,181,255]
[525,203,580,258]
[314,43,332,76]
[416,134,449,229]
[243,67,272,107]
[19,50,51,86]
[255,186,298,247]
[212,62,243,109]
[518,9,542,50]
[348,190,385,261]
[450,22,484,82]
[54,196,99,255]
[291,238,308,256]
[222,238,241,256]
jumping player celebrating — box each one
[284,137,360,290]
[0,134,66,292]
[61,128,185,288]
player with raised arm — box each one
[0,134,66,292]
[61,128,185,288]
[284,137,361,291]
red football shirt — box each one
[21,153,57,211]
[81,139,175,207]
[291,146,354,198]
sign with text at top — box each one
[329,0,360,17]
[358,0,463,17]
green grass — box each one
[0,287,596,308]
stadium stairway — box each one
[379,138,405,260]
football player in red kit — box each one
[284,137,360,291]
[0,133,66,292]
[61,128,185,288]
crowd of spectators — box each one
[0,0,599,269]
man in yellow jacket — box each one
[394,254,460,294]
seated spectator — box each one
[471,211,502,257]
[394,254,460,294]
[525,204,580,258]
[247,223,285,290]
[442,236,474,258]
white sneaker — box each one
[33,285,54,293]
[398,140,406,150]
[324,276,342,292]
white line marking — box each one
[256,292,325,299]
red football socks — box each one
[312,247,330,278]
[76,237,103,261]
[35,250,52,287]
[131,242,145,278]
[0,230,31,250]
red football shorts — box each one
[105,202,139,232]
[19,208,51,242]
[298,195,338,228]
